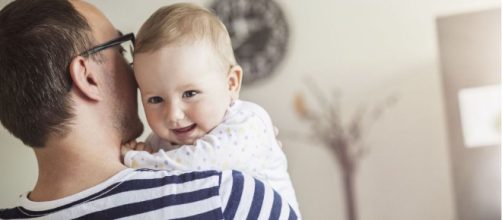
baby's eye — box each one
[182,90,199,98]
[147,96,163,104]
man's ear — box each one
[227,65,243,101]
[68,56,102,101]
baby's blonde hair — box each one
[135,3,237,68]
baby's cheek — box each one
[197,109,224,131]
[146,112,168,137]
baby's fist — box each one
[121,140,154,157]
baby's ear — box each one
[227,65,243,100]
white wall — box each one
[0,0,499,219]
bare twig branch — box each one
[304,77,330,109]
[290,78,399,220]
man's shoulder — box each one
[0,170,299,219]
[0,169,228,220]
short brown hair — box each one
[0,0,94,147]
[135,3,237,67]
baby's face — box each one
[134,41,236,145]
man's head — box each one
[133,3,242,145]
[0,0,143,147]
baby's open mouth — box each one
[172,124,196,134]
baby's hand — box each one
[121,140,154,159]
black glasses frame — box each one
[79,32,135,57]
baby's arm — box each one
[122,106,283,177]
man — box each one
[0,0,297,219]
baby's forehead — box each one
[173,40,229,67]
[133,39,229,76]
[183,38,228,58]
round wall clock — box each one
[210,0,290,86]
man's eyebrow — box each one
[117,30,124,36]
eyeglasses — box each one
[79,32,135,65]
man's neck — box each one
[29,134,126,202]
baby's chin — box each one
[173,140,196,145]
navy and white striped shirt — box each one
[0,168,298,219]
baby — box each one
[122,3,300,214]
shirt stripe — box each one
[246,179,265,220]
[222,171,243,219]
[256,181,274,220]
[0,208,25,219]
[289,205,298,220]
[233,171,255,219]
[170,207,223,220]
[269,191,282,219]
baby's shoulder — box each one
[230,100,270,119]
[224,100,273,128]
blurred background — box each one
[0,0,500,219]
